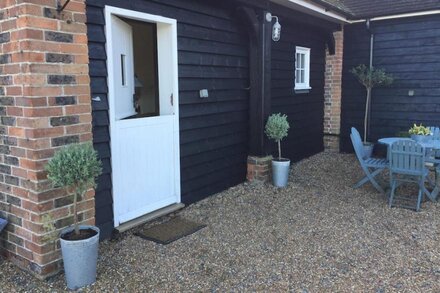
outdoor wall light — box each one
[266,13,281,42]
[57,0,71,12]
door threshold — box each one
[114,203,185,233]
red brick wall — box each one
[324,28,344,152]
[0,0,93,278]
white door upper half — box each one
[112,16,137,120]
[108,12,181,226]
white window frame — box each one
[295,46,311,91]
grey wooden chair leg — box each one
[354,167,385,194]
[369,175,386,194]
[389,180,397,208]
[424,189,435,202]
[416,179,423,212]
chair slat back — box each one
[428,126,440,140]
[426,127,440,158]
[390,140,425,176]
[350,127,366,162]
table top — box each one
[378,137,410,145]
[378,137,440,149]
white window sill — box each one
[294,86,312,94]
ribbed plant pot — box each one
[272,159,290,188]
[363,143,374,159]
[411,134,430,143]
[60,225,100,290]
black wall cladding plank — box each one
[341,15,440,153]
[86,0,250,238]
[270,15,327,162]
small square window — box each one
[295,46,311,91]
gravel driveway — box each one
[1,152,440,292]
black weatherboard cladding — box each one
[340,15,440,152]
[270,15,327,161]
[86,0,250,238]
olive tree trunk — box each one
[364,87,372,144]
[73,191,80,235]
[277,140,282,160]
[73,186,87,235]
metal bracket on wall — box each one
[57,0,72,12]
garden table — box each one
[378,137,411,161]
[378,137,440,201]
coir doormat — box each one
[136,217,206,245]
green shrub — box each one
[395,131,410,138]
[265,113,290,160]
[46,143,102,235]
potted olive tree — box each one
[265,113,291,187]
[351,64,393,158]
[46,143,102,290]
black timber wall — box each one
[86,0,250,238]
[270,17,327,161]
[341,15,440,152]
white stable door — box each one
[108,14,180,226]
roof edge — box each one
[349,9,440,22]
[271,0,350,23]
[308,0,353,17]
[271,0,440,25]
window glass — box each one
[295,47,311,90]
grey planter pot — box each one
[411,134,431,143]
[363,143,374,159]
[60,225,100,290]
[272,159,290,188]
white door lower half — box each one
[106,8,181,227]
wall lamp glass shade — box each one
[272,20,281,42]
[266,13,281,42]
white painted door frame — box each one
[105,6,181,227]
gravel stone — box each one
[1,152,440,292]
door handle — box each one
[170,93,174,106]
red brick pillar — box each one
[324,28,344,152]
[247,156,272,183]
[0,0,93,278]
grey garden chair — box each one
[389,140,431,211]
[426,126,440,161]
[0,218,7,233]
[428,126,440,139]
[426,126,440,180]
[350,127,388,194]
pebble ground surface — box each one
[1,152,440,292]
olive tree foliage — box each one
[46,143,102,235]
[351,64,393,144]
[265,113,290,160]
